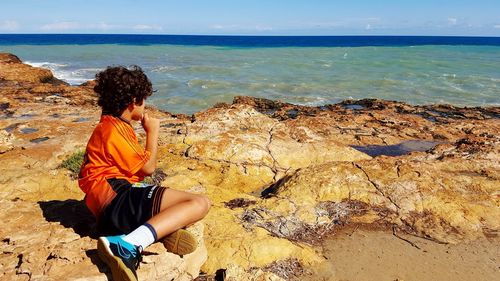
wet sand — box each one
[306,229,499,281]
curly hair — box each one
[94,66,153,116]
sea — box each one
[1,34,499,114]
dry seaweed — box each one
[224,198,257,209]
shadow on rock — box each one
[260,174,293,198]
[38,199,98,239]
[86,249,112,280]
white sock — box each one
[122,223,157,251]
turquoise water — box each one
[1,44,499,114]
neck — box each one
[119,109,133,124]
[117,115,132,125]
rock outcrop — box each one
[1,53,498,280]
[157,96,499,277]
[0,53,206,281]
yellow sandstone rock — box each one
[1,53,499,280]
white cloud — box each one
[39,21,127,32]
[209,24,272,32]
[447,18,458,25]
[40,21,80,31]
[209,24,239,30]
[297,17,381,32]
[494,25,500,29]
[309,22,343,28]
[255,25,273,31]
[133,24,163,31]
[92,22,120,31]
[0,20,19,31]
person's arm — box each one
[139,113,160,175]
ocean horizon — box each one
[1,34,499,114]
[1,34,500,47]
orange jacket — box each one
[78,115,151,217]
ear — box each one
[127,102,135,111]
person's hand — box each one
[141,113,160,134]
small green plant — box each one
[60,150,85,178]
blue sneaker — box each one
[97,235,142,281]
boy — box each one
[78,66,210,281]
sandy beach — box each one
[307,228,499,281]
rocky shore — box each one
[0,53,498,280]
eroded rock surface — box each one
[0,53,206,281]
[1,53,499,280]
[157,97,498,277]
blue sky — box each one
[1,0,499,35]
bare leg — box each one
[146,188,211,239]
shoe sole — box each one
[97,237,138,281]
[162,229,197,255]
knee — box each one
[192,194,211,217]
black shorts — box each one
[97,178,166,235]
